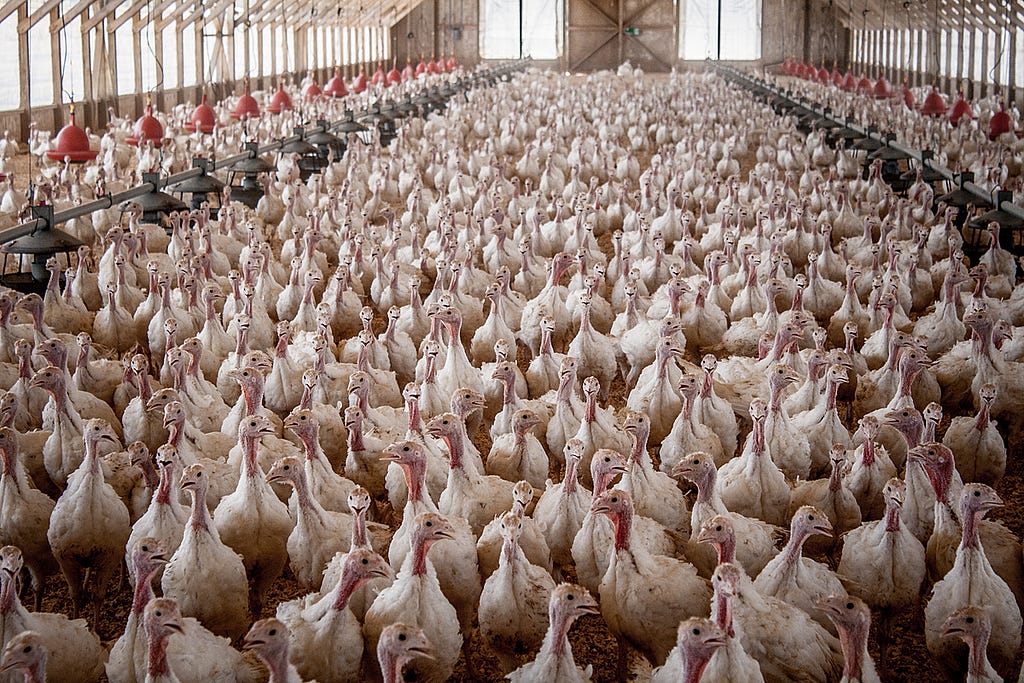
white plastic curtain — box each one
[480,0,559,60]
[680,0,760,61]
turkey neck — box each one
[610,504,634,552]
[562,456,580,496]
[836,620,869,681]
[240,378,265,418]
[289,466,319,516]
[296,425,322,465]
[884,497,902,533]
[131,559,160,616]
[350,506,369,550]
[331,559,371,612]
[781,524,809,565]
[584,391,598,424]
[347,417,365,452]
[155,461,174,506]
[240,432,262,481]
[146,626,173,678]
[545,604,579,660]
[894,355,922,403]
[400,457,427,509]
[627,423,650,467]
[682,648,714,683]
[410,532,440,577]
[859,432,877,467]
[380,650,407,683]
[825,375,841,412]
[712,583,736,637]
[966,629,992,677]
[959,502,984,551]
[974,399,992,432]
[440,427,466,472]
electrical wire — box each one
[144,0,165,92]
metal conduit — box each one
[0,61,526,244]
[711,63,1024,224]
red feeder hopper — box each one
[371,65,386,86]
[267,83,293,113]
[47,105,97,162]
[901,83,915,110]
[841,71,857,91]
[446,55,458,71]
[920,86,947,116]
[325,70,348,98]
[856,75,873,95]
[401,60,415,80]
[831,67,843,87]
[988,105,1012,140]
[186,94,216,133]
[949,92,974,125]
[303,78,323,101]
[415,59,428,76]
[817,66,830,84]
[127,102,165,147]
[231,81,260,119]
[352,71,368,94]
[872,75,892,99]
[387,65,402,85]
[435,56,448,73]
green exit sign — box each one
[624,27,642,36]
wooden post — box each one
[17,3,29,136]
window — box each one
[680,0,760,61]
[480,0,561,60]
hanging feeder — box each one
[901,82,915,109]
[325,69,348,98]
[415,59,428,76]
[401,60,415,80]
[360,102,397,146]
[872,75,893,99]
[899,149,947,189]
[120,172,188,227]
[0,205,84,293]
[831,66,843,87]
[307,119,346,160]
[446,54,458,71]
[335,109,371,145]
[936,171,991,227]
[386,63,402,86]
[231,80,260,119]
[47,104,97,163]
[303,76,323,101]
[186,94,217,133]
[867,135,912,189]
[840,72,857,91]
[371,64,386,86]
[948,92,974,125]
[920,86,947,116]
[223,141,274,208]
[816,65,830,84]
[279,127,325,181]
[127,100,165,147]
[166,157,226,210]
[965,191,1023,254]
[267,82,294,113]
[352,70,368,93]
[989,104,1012,140]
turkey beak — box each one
[980,493,1003,512]
[695,526,715,545]
[408,644,434,660]
[810,517,833,538]
[610,463,628,476]
[381,444,403,462]
[164,618,184,635]
[243,636,264,650]
[258,424,276,438]
[151,551,169,565]
[369,565,390,579]
[577,597,600,616]
[814,597,841,619]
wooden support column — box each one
[17,3,29,134]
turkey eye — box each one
[425,521,433,527]
[442,420,449,425]
[808,514,815,520]
[973,490,981,497]
[269,628,277,636]
[283,465,290,470]
[966,616,974,624]
[142,545,149,552]
[611,497,618,503]
[846,602,854,609]
[403,446,410,452]
[603,457,610,462]
[692,628,701,635]
[567,594,574,600]
[692,459,699,465]
[361,558,368,565]
[155,611,162,617]
[398,633,407,641]
[715,525,722,531]
[22,646,30,653]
